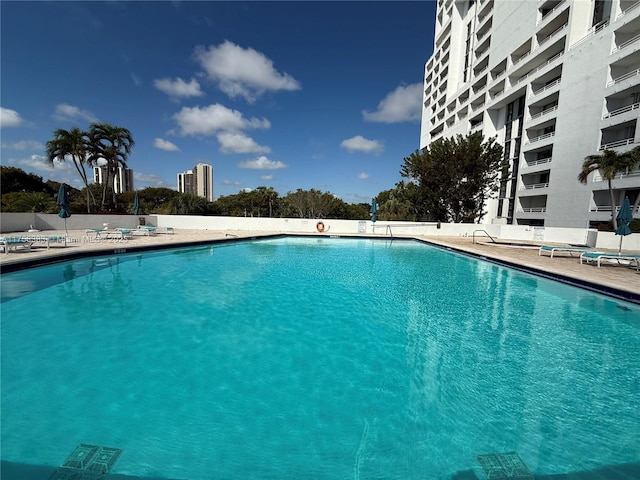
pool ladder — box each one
[472,229,497,244]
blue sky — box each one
[1,1,435,203]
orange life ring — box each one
[316,221,325,232]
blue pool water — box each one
[1,237,639,479]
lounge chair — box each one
[28,235,68,249]
[539,245,594,258]
[0,236,33,254]
[85,228,132,241]
[580,251,640,270]
[134,225,157,236]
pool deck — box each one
[1,229,638,303]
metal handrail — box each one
[386,225,393,238]
[607,68,640,87]
[528,105,558,121]
[611,32,640,53]
[472,229,497,244]
[602,102,639,119]
[523,182,550,190]
[526,132,556,144]
[532,77,561,95]
[616,0,640,20]
[599,138,635,150]
[526,156,552,166]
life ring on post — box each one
[316,221,325,232]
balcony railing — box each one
[590,204,640,213]
[526,131,556,144]
[536,23,568,50]
[606,68,640,87]
[569,21,608,50]
[515,52,563,85]
[470,122,484,132]
[522,182,550,190]
[611,32,640,53]
[592,168,640,182]
[603,102,640,119]
[537,0,567,25]
[532,77,561,95]
[616,0,640,20]
[599,137,636,150]
[528,105,558,121]
[526,156,552,166]
[519,207,547,213]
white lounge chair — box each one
[0,236,33,254]
[580,251,640,270]
[538,245,594,258]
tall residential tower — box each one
[177,163,214,202]
[421,0,639,228]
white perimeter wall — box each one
[1,212,638,251]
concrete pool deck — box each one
[1,229,638,303]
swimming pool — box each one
[1,237,639,479]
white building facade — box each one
[93,166,134,194]
[421,0,640,228]
[177,163,214,202]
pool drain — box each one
[476,452,533,480]
[48,444,122,480]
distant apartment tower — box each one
[177,163,214,201]
[93,165,134,193]
[421,0,640,228]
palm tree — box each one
[578,147,640,229]
[45,127,96,212]
[87,122,134,210]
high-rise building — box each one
[421,0,639,228]
[177,163,214,201]
[93,165,135,193]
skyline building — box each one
[93,165,134,194]
[177,163,214,202]
[420,0,640,228]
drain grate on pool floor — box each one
[476,452,534,480]
[48,444,123,480]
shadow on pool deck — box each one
[3,460,639,480]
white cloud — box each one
[12,154,84,188]
[358,172,370,180]
[172,103,270,136]
[237,155,287,170]
[194,40,301,103]
[154,77,203,98]
[134,172,173,188]
[340,135,383,154]
[222,179,243,186]
[53,103,99,123]
[131,73,142,86]
[217,131,270,154]
[154,138,180,151]
[260,174,273,181]
[2,140,44,151]
[362,83,423,123]
[0,107,24,127]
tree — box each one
[400,132,504,223]
[0,166,54,195]
[168,193,209,214]
[282,188,346,218]
[45,127,97,212]
[1,191,58,213]
[87,123,134,210]
[578,147,640,230]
